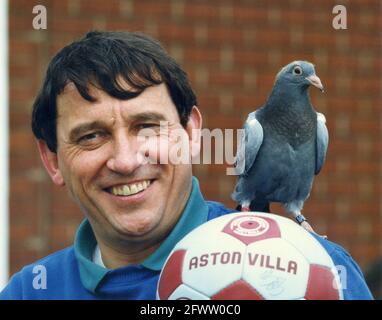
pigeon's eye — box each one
[293,66,303,75]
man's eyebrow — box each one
[69,121,108,141]
[129,112,168,123]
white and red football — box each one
[157,212,343,300]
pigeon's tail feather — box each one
[249,200,270,213]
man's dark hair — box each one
[31,30,197,152]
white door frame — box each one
[0,0,9,290]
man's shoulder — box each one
[0,246,77,299]
[206,201,236,220]
[311,234,373,299]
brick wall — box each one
[9,0,381,276]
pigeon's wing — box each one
[315,112,329,175]
[235,111,264,176]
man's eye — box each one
[77,132,106,145]
[80,133,97,141]
[137,123,159,129]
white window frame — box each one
[0,0,9,290]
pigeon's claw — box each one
[241,206,251,212]
[300,220,315,233]
[296,215,327,239]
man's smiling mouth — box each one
[107,180,152,197]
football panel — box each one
[305,264,343,300]
[222,214,281,245]
[168,284,210,300]
[157,249,186,300]
[211,279,265,300]
[243,238,310,300]
[273,214,335,267]
[182,234,245,297]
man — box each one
[1,31,372,299]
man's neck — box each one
[95,237,163,269]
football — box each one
[157,212,343,300]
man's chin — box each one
[111,217,161,240]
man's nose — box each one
[106,134,141,174]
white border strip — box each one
[0,0,9,290]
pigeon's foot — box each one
[241,206,251,212]
[300,220,328,239]
[293,213,327,239]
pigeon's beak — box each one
[306,74,324,92]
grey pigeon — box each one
[232,61,328,233]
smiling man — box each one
[1,31,372,299]
[50,82,197,270]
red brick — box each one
[209,70,244,88]
[51,18,95,34]
[51,192,84,223]
[204,115,243,130]
[328,221,358,239]
[256,29,291,47]
[11,0,38,12]
[157,23,195,42]
[106,19,146,31]
[11,17,43,35]
[304,202,335,217]
[184,48,221,65]
[9,250,40,275]
[327,181,358,195]
[10,129,36,154]
[9,110,33,129]
[49,223,80,248]
[348,162,380,175]
[10,224,37,245]
[233,94,265,110]
[133,1,171,16]
[350,120,380,134]
[234,51,268,67]
[197,95,220,109]
[350,203,380,217]
[10,41,39,66]
[79,0,121,16]
[352,243,380,267]
[183,3,220,21]
[232,6,268,24]
[280,10,307,25]
[50,0,72,15]
[350,33,380,49]
[207,27,244,46]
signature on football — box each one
[259,270,286,296]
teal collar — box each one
[73,176,209,293]
[74,220,109,293]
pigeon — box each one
[232,61,328,234]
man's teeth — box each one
[111,180,151,196]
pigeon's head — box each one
[275,61,324,93]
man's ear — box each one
[37,140,65,186]
[186,106,202,159]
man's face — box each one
[46,83,200,248]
